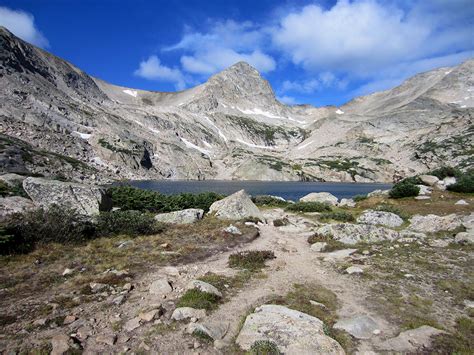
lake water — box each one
[126,180,392,201]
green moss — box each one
[228,250,275,271]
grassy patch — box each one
[374,204,410,220]
[307,234,347,252]
[229,250,275,271]
[319,211,355,222]
[192,329,214,343]
[177,289,220,310]
[285,202,332,213]
[353,194,367,202]
[431,317,474,354]
[252,195,289,208]
[249,340,281,354]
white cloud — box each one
[0,6,48,47]
[134,56,186,90]
[271,0,474,77]
[277,95,298,105]
[166,20,276,75]
[282,72,348,94]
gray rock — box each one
[188,321,229,340]
[417,185,432,195]
[223,224,242,235]
[409,214,463,233]
[23,177,110,216]
[0,173,26,186]
[443,176,457,186]
[316,223,399,245]
[96,334,117,346]
[339,198,356,207]
[357,210,403,228]
[171,307,206,321]
[236,305,344,354]
[323,249,358,260]
[310,242,328,252]
[427,239,451,248]
[187,280,222,298]
[455,199,469,205]
[154,208,204,224]
[89,282,108,293]
[124,317,141,332]
[345,266,364,275]
[334,315,379,339]
[419,175,439,186]
[209,190,263,221]
[462,213,474,229]
[377,326,444,352]
[0,196,35,222]
[51,334,72,355]
[300,192,338,206]
[454,231,474,244]
[367,189,389,197]
[138,309,160,322]
[415,195,431,200]
[149,278,173,296]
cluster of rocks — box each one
[299,191,357,207]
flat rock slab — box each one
[409,214,463,233]
[186,280,222,298]
[236,305,344,354]
[334,315,379,339]
[300,192,338,205]
[149,278,173,296]
[154,208,204,224]
[316,223,399,245]
[323,249,358,261]
[188,321,229,340]
[357,210,403,228]
[171,307,206,321]
[377,326,444,352]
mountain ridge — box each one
[0,26,472,183]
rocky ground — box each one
[0,187,472,354]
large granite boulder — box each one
[418,175,439,186]
[357,210,403,228]
[377,326,445,352]
[23,177,111,216]
[299,192,338,206]
[0,173,27,187]
[209,190,263,221]
[154,208,204,224]
[334,315,379,339]
[236,305,344,354]
[0,196,35,222]
[316,223,399,244]
[408,214,463,233]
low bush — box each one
[177,289,220,310]
[228,250,275,270]
[253,195,289,207]
[429,166,462,180]
[400,176,423,185]
[0,180,28,198]
[353,194,367,202]
[307,233,346,252]
[285,202,332,213]
[249,340,281,355]
[447,171,474,193]
[95,210,164,236]
[319,211,355,222]
[107,185,223,213]
[389,181,420,199]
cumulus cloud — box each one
[166,20,276,75]
[0,6,48,47]
[134,56,186,90]
[272,0,474,77]
[282,72,348,94]
[277,95,298,105]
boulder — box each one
[51,334,73,355]
[339,198,356,207]
[377,326,444,352]
[455,199,469,205]
[187,321,229,340]
[462,213,474,230]
[0,196,35,222]
[408,214,463,233]
[316,223,399,245]
[443,176,457,187]
[236,305,344,354]
[345,266,364,275]
[22,177,111,216]
[323,249,358,261]
[154,208,204,224]
[223,225,242,235]
[454,231,474,244]
[186,280,222,298]
[0,173,26,186]
[334,315,379,339]
[171,307,206,321]
[417,185,432,195]
[357,210,403,228]
[208,190,263,221]
[299,192,338,206]
[419,175,439,186]
[310,242,328,252]
[367,189,389,197]
[149,278,173,296]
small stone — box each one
[171,307,206,321]
[463,300,474,308]
[51,334,71,355]
[194,341,201,349]
[139,309,159,322]
[309,300,328,309]
[124,317,141,332]
[63,315,77,325]
[223,225,242,235]
[455,199,469,205]
[345,266,364,275]
[187,280,222,298]
[334,315,379,339]
[362,250,370,255]
[310,242,327,252]
[139,342,150,351]
[90,283,107,293]
[404,274,415,279]
[415,196,430,200]
[122,283,132,291]
[96,334,117,346]
[112,295,125,305]
[62,268,75,276]
[149,278,173,296]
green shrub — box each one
[253,195,289,207]
[447,172,474,193]
[400,176,423,185]
[353,194,367,202]
[319,211,354,222]
[177,289,220,310]
[228,250,275,270]
[285,202,332,213]
[249,340,281,355]
[95,211,164,237]
[0,180,28,198]
[429,166,462,180]
[389,181,420,199]
[1,206,95,254]
[107,186,223,213]
[307,233,346,252]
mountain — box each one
[0,26,472,183]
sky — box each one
[1,0,473,107]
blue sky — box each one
[1,0,473,107]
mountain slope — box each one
[0,26,472,183]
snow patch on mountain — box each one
[336,109,344,115]
[235,139,274,150]
[181,137,211,156]
[123,89,138,97]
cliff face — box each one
[1,27,472,183]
